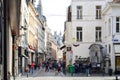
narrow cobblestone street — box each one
[11,68,120,80]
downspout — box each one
[3,0,8,79]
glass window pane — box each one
[99,32,101,37]
[116,57,120,72]
[96,32,98,40]
[96,6,101,19]
[77,27,82,30]
[116,23,119,32]
[96,6,101,9]
[116,17,119,22]
[80,32,82,41]
[77,32,79,41]
[77,6,82,9]
[77,11,79,19]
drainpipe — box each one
[3,0,8,80]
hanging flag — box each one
[73,43,79,47]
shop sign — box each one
[113,38,119,43]
[113,38,120,43]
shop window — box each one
[116,56,120,72]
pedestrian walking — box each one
[85,61,91,76]
[31,61,35,74]
[62,61,66,75]
[69,64,75,76]
[45,61,49,72]
[49,62,53,71]
[42,61,45,69]
[79,62,82,74]
[58,62,61,72]
[28,64,31,73]
[38,63,41,70]
[25,66,29,77]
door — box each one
[115,56,120,74]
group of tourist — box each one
[42,60,66,74]
[25,60,92,76]
[26,61,41,74]
[69,61,92,76]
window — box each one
[115,45,120,53]
[95,27,101,42]
[116,17,120,33]
[109,44,111,53]
[96,6,101,19]
[77,6,82,19]
[76,27,82,41]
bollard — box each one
[116,76,118,80]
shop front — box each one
[114,44,120,74]
[28,45,36,64]
[115,56,120,74]
[18,46,29,74]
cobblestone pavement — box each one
[11,76,119,80]
[11,68,120,80]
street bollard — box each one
[116,76,118,80]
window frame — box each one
[77,6,83,19]
[116,17,120,33]
[76,27,82,42]
[96,5,101,19]
[95,27,102,42]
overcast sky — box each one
[41,0,71,34]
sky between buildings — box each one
[41,0,71,35]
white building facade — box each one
[65,0,120,73]
[102,0,120,74]
[65,0,106,64]
[45,26,52,61]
